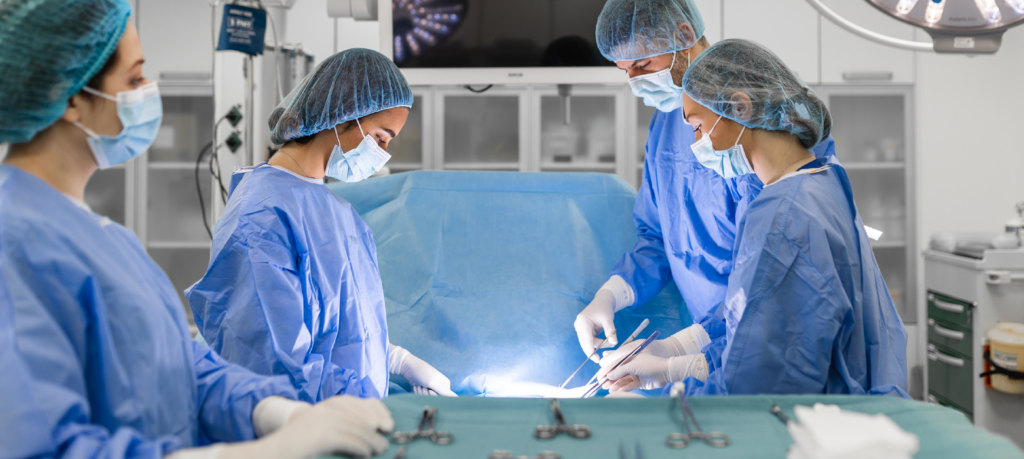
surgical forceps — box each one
[390,406,454,445]
[534,399,591,439]
[581,330,661,398]
[665,384,730,449]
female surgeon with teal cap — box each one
[0,1,397,458]
[599,39,908,398]
[186,49,456,402]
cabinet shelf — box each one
[541,163,616,172]
[444,162,520,171]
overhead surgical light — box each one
[805,0,1024,53]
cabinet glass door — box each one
[388,94,425,172]
[443,93,520,170]
[636,99,657,187]
[540,94,616,173]
[84,166,129,226]
[145,94,215,328]
[827,90,914,321]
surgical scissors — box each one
[535,399,591,439]
[390,406,454,445]
[665,384,730,449]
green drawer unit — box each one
[927,317,973,357]
[929,391,974,423]
[927,291,975,328]
[928,343,973,413]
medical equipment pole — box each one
[245,55,256,166]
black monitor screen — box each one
[393,0,615,68]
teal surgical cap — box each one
[683,39,832,149]
[268,48,413,145]
[596,0,705,62]
[0,0,132,143]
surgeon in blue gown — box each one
[186,49,455,403]
[574,0,839,362]
[600,39,908,397]
[0,1,396,458]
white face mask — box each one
[324,118,391,182]
[689,115,753,179]
[628,51,688,113]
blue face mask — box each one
[73,82,163,169]
[690,115,754,179]
[325,118,391,183]
[628,52,687,113]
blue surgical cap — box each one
[596,0,705,62]
[683,39,832,149]
[0,0,132,144]
[269,48,413,145]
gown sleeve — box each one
[609,136,673,308]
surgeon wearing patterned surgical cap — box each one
[186,48,457,404]
[0,1,398,458]
[600,39,908,399]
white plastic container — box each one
[988,322,1024,394]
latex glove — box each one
[574,276,634,362]
[598,324,711,366]
[599,354,708,392]
[252,396,312,437]
[389,343,457,397]
[166,396,394,459]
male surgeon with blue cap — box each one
[574,0,840,376]
[186,49,456,403]
[600,39,908,398]
[0,1,396,458]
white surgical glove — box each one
[598,353,708,392]
[574,276,634,362]
[598,323,711,366]
[389,343,457,397]
[165,395,395,459]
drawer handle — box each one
[932,299,965,314]
[928,351,965,368]
[932,322,965,341]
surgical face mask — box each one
[73,82,163,169]
[628,51,687,113]
[690,115,754,179]
[325,118,391,183]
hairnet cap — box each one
[682,39,832,149]
[596,0,705,62]
[269,48,413,145]
[0,0,132,144]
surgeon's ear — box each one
[61,95,84,124]
[729,92,754,122]
[676,23,697,48]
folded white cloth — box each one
[786,404,919,459]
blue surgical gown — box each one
[685,162,909,397]
[186,165,390,402]
[0,165,298,458]
[611,109,836,319]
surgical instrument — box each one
[391,446,406,459]
[535,399,591,439]
[578,320,652,390]
[391,406,454,445]
[665,383,730,448]
[581,330,661,398]
[559,334,614,389]
[619,441,645,459]
[771,404,793,425]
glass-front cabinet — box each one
[83,85,216,335]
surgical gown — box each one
[610,109,837,319]
[685,162,909,397]
[186,165,389,403]
[0,165,298,458]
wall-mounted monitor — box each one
[379,0,625,85]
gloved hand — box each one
[389,344,457,397]
[167,395,395,459]
[598,353,708,392]
[597,324,712,365]
[574,276,634,362]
